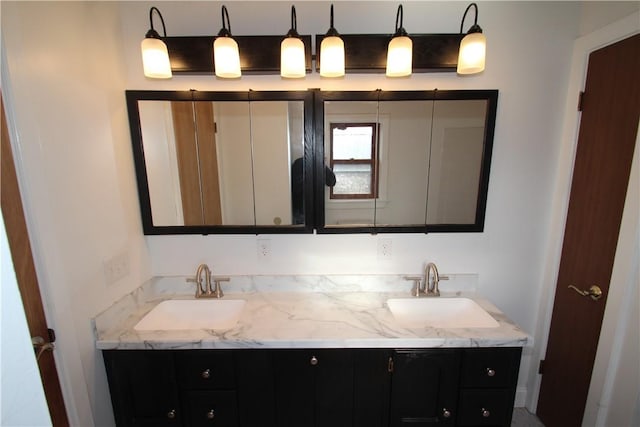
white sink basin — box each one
[134,299,246,331]
[387,297,499,328]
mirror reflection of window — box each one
[330,123,378,199]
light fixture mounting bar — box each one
[165,35,313,75]
[315,33,464,74]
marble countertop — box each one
[94,275,530,350]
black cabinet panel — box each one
[390,349,459,426]
[457,389,512,426]
[182,390,238,427]
[175,351,236,390]
[235,350,277,427]
[274,350,316,427]
[353,349,392,427]
[315,349,354,427]
[103,351,181,427]
[460,348,521,389]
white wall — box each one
[121,1,581,407]
[0,216,52,426]
[1,2,152,425]
[2,1,637,425]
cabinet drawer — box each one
[457,389,511,426]
[183,390,238,427]
[176,351,235,389]
[461,348,520,388]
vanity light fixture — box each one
[146,3,484,77]
[213,5,241,78]
[141,7,172,79]
[319,5,345,78]
[457,2,486,75]
[281,6,306,78]
[386,5,412,77]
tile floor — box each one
[512,408,545,426]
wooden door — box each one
[1,95,70,425]
[171,101,222,226]
[536,34,640,426]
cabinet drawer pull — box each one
[201,369,211,379]
[442,408,452,418]
[486,368,496,377]
[481,408,491,418]
[167,409,176,419]
[310,356,318,366]
[206,409,215,419]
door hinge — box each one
[388,356,394,373]
[578,91,585,111]
[538,359,545,374]
[48,328,56,343]
[214,122,218,133]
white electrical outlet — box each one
[257,239,271,259]
[103,250,130,285]
[378,238,392,259]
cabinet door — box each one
[273,350,316,427]
[353,349,391,427]
[314,349,354,427]
[103,351,181,427]
[182,390,238,427]
[235,350,277,427]
[389,349,460,426]
[272,349,355,427]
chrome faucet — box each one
[424,262,441,297]
[403,262,448,297]
[187,263,229,298]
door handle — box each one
[31,336,55,361]
[568,284,603,301]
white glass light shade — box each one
[320,36,345,77]
[141,38,172,79]
[386,36,412,77]
[281,37,306,78]
[213,36,241,78]
[457,32,486,74]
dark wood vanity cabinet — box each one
[103,347,520,427]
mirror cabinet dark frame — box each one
[313,89,498,234]
[126,89,497,235]
[126,90,315,235]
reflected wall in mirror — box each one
[127,91,313,234]
[315,90,497,233]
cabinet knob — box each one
[201,369,211,379]
[167,409,176,419]
[486,368,496,377]
[310,356,318,366]
[481,408,491,418]
[206,409,215,419]
[442,408,452,418]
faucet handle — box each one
[210,276,230,298]
[403,276,423,297]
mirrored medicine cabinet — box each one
[126,89,497,235]
[126,90,314,234]
[314,90,497,234]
